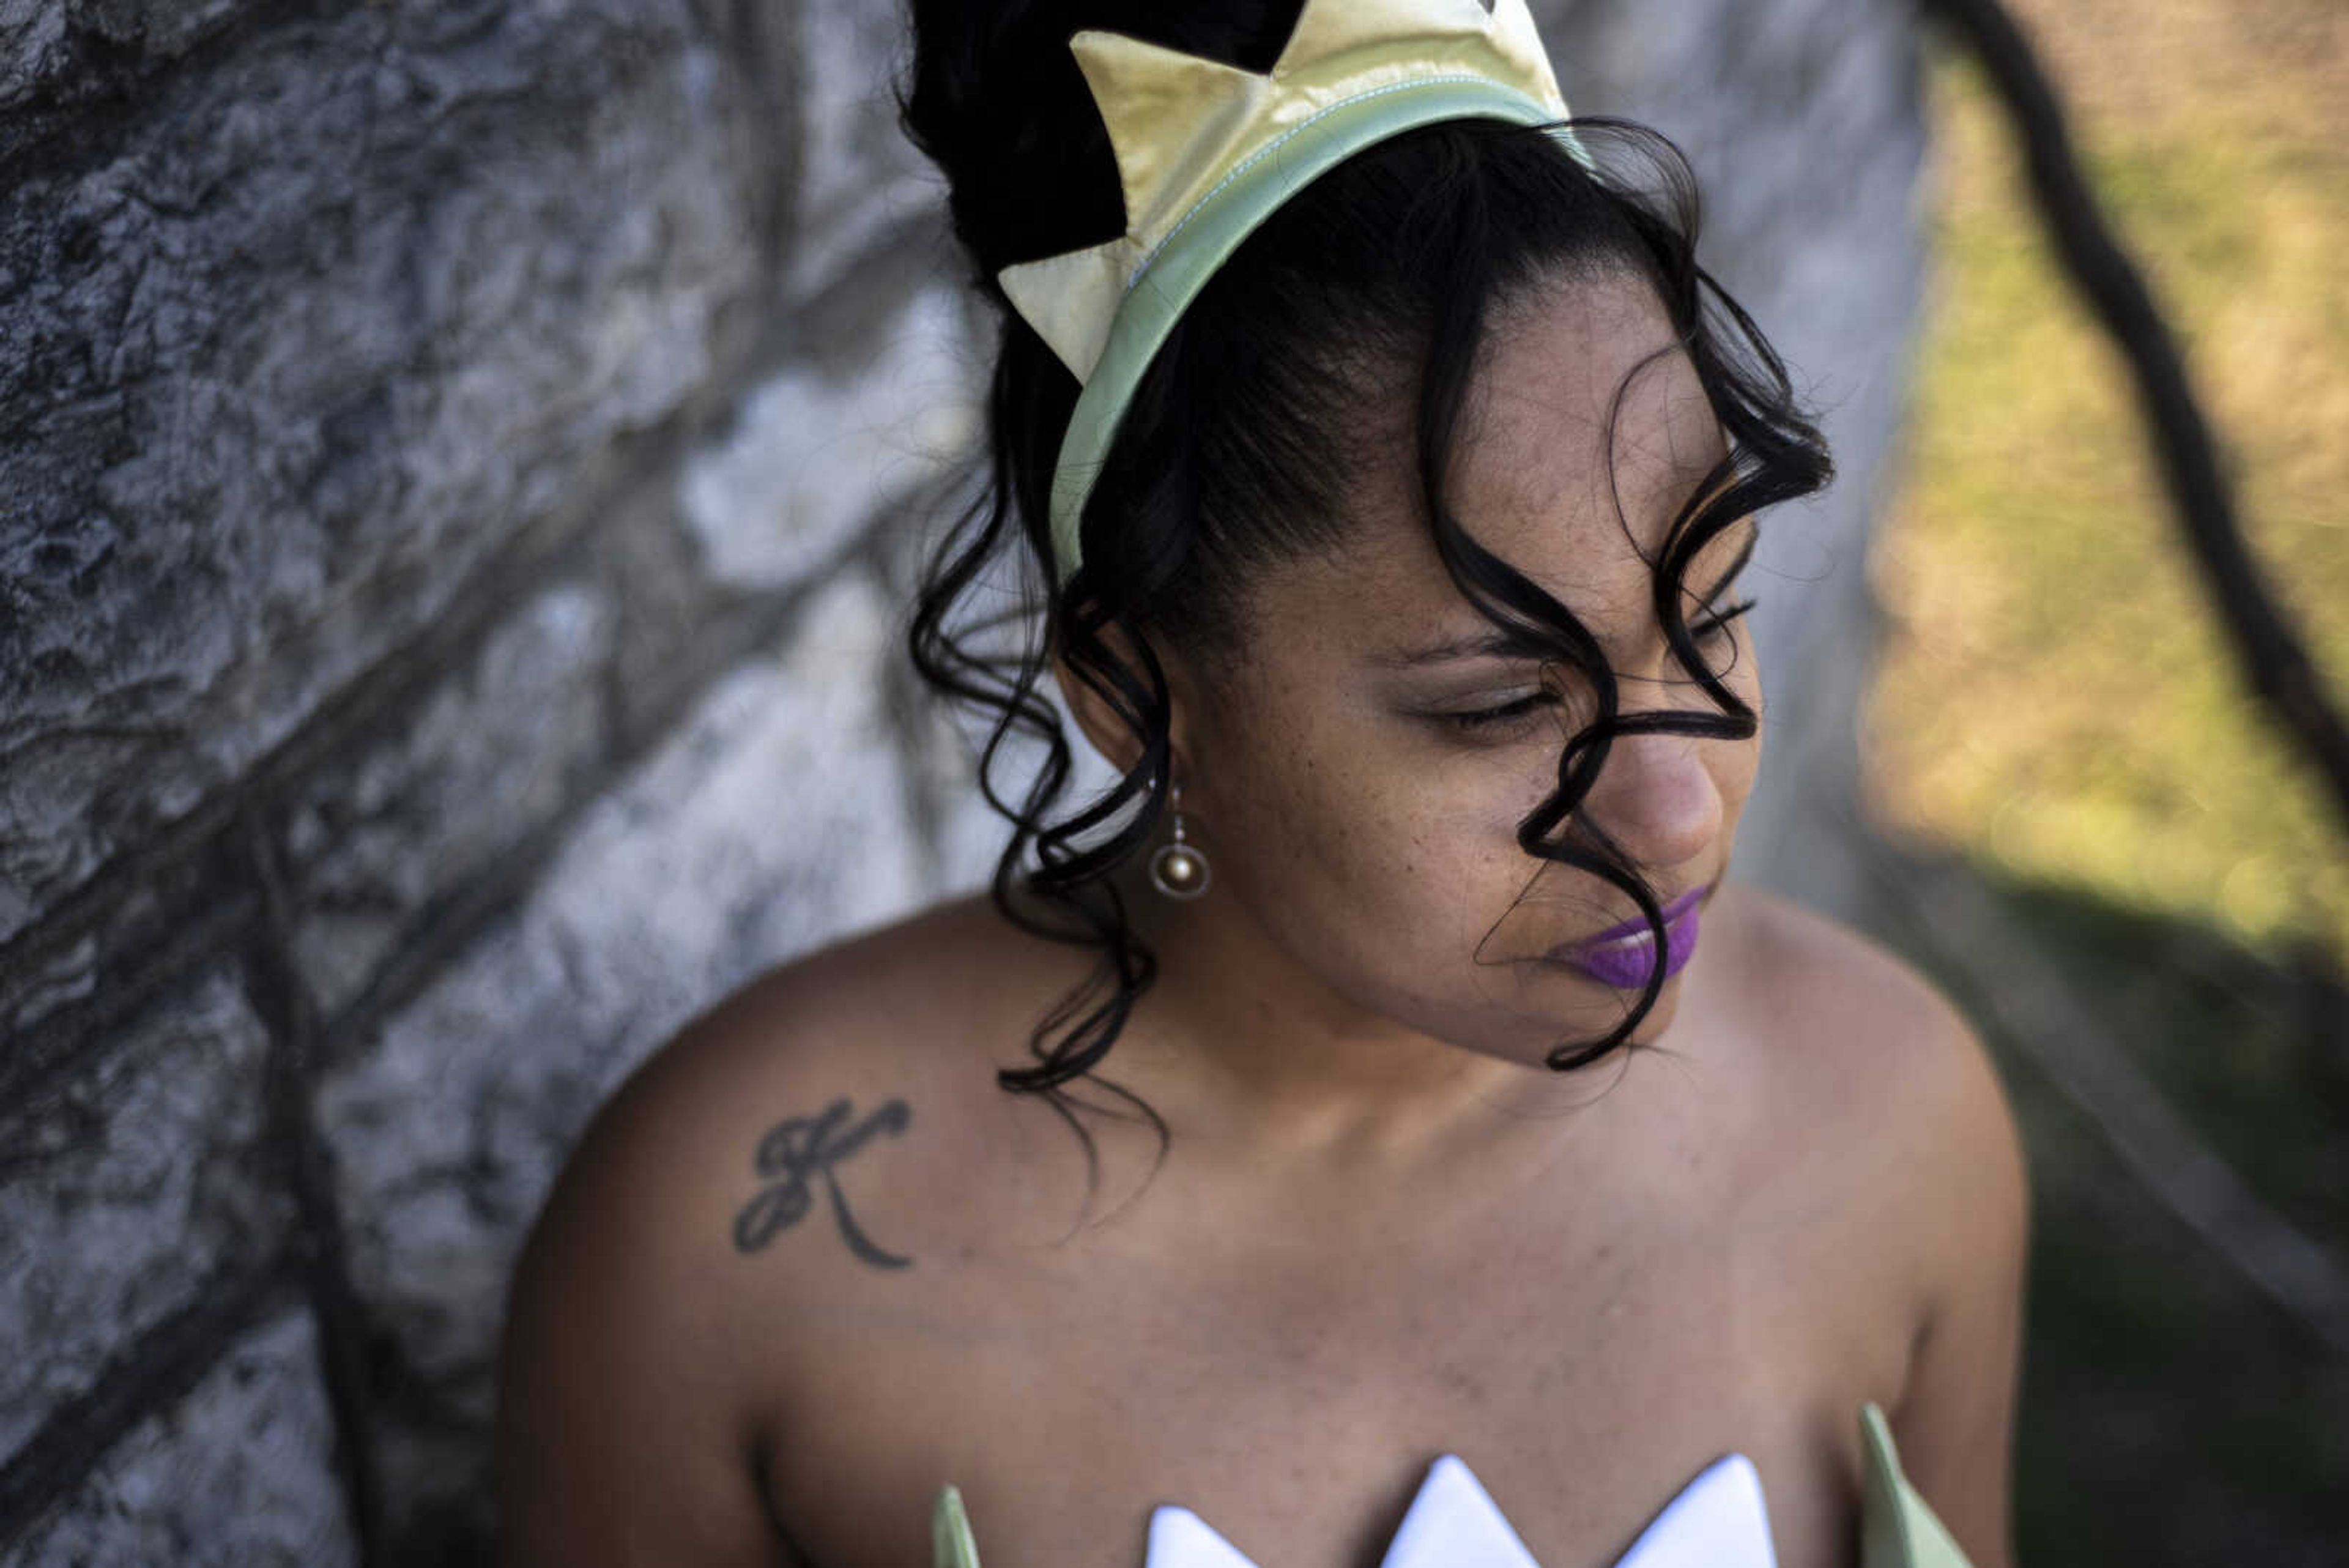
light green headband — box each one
[992,0,1587,584]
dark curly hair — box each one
[896,0,1833,1145]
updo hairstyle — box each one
[897,0,1833,1131]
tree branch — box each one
[1923,0,2349,838]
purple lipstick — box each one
[1549,883,1710,989]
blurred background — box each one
[1865,0,2349,1556]
[0,0,2340,1562]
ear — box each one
[1050,619,1197,784]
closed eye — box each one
[1442,689,1562,733]
[1439,595,1757,734]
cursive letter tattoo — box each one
[732,1096,914,1269]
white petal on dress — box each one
[1145,1505,1261,1568]
[1599,1455,1775,1568]
[1379,1454,1542,1568]
[1141,1451,1776,1568]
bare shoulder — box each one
[1721,883,2019,1169]
[1710,883,2030,1308]
[497,891,1084,1564]
[568,890,1059,1143]
[512,890,1083,1306]
[1710,885,2029,1522]
[1733,879,2029,1302]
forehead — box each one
[1240,269,1727,650]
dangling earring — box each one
[1149,778,1212,900]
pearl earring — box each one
[1149,779,1212,900]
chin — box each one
[1622,986,1685,1046]
[1422,975,1684,1074]
[1547,965,1689,1058]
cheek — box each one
[1215,704,1553,942]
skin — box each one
[498,269,2028,1568]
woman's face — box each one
[1167,267,1764,1069]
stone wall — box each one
[0,1,1924,1561]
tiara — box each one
[995,0,1581,581]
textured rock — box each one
[317,571,927,1543]
[789,0,944,294]
[683,286,981,590]
[2,1312,355,1568]
[283,581,617,1018]
[0,964,284,1462]
[0,0,768,946]
[0,1,259,166]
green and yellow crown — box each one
[999,0,1578,579]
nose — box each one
[1568,723,1724,873]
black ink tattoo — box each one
[732,1096,913,1269]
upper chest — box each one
[738,892,1939,1567]
[751,1131,1917,1568]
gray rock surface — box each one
[317,572,926,1546]
[0,0,766,947]
[787,0,947,294]
[0,1,259,163]
[283,580,617,1019]
[2,1312,356,1568]
[683,286,980,591]
[0,965,283,1462]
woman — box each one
[498,1,2028,1564]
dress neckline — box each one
[926,1402,1978,1568]
[1141,1449,1773,1568]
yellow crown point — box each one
[999,0,1569,381]
[1074,31,1266,235]
[1280,0,1502,76]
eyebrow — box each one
[1369,518,1761,669]
[1367,626,1558,669]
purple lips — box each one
[1551,887,1707,989]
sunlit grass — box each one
[1866,16,2349,964]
